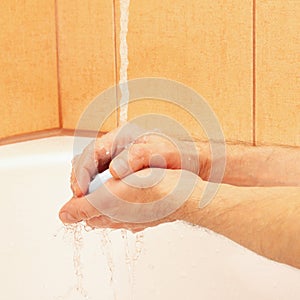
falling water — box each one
[119,0,130,125]
[62,1,144,299]
[72,224,89,299]
[121,229,144,300]
[58,223,89,300]
[118,1,146,298]
[121,229,134,300]
[97,228,118,300]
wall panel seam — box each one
[113,0,119,127]
[54,0,63,128]
[252,0,257,146]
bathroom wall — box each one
[56,0,117,132]
[0,1,59,139]
[115,0,253,142]
[256,0,300,146]
[0,0,299,146]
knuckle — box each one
[130,144,147,159]
[77,204,90,220]
[71,155,80,166]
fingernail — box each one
[112,158,128,178]
[59,212,78,224]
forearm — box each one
[185,182,300,268]
[197,141,300,187]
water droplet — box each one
[125,142,132,149]
[100,229,114,280]
[133,232,144,261]
[83,223,93,232]
[53,226,64,238]
[142,135,149,143]
[62,223,90,300]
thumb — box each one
[59,177,120,224]
[59,196,100,224]
[109,144,150,179]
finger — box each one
[86,215,123,229]
[85,215,114,228]
[70,155,82,196]
[70,143,97,197]
[86,216,147,233]
[87,169,188,224]
[71,165,91,197]
[95,122,146,161]
[71,124,146,196]
[59,195,101,224]
[72,139,111,196]
[63,169,155,224]
[109,144,151,179]
[110,143,169,179]
[59,176,121,224]
[61,168,187,225]
[108,122,146,156]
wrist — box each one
[195,141,211,180]
[182,180,236,228]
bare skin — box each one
[59,124,300,269]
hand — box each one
[61,168,203,232]
[71,123,201,197]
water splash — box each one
[99,229,115,284]
[119,0,131,125]
[60,3,144,299]
[99,229,118,300]
[61,223,90,300]
[117,3,144,296]
[133,232,144,262]
[121,229,145,300]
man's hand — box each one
[61,166,300,268]
[62,168,202,232]
[71,124,201,197]
[63,123,300,269]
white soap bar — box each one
[88,169,113,194]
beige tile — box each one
[114,0,253,141]
[256,0,300,146]
[0,0,59,138]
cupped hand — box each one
[71,123,200,197]
[61,168,203,232]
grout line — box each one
[61,128,107,137]
[113,0,120,127]
[252,0,256,146]
[54,0,63,129]
[0,128,108,146]
[0,128,62,146]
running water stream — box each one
[119,0,130,125]
[116,3,145,298]
[61,1,144,299]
